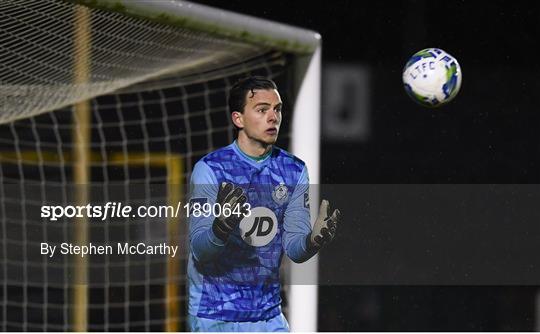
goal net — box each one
[0,0,320,331]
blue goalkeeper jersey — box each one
[187,141,316,322]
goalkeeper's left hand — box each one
[309,200,340,250]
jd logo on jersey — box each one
[245,217,273,237]
[239,207,278,247]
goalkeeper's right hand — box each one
[212,182,248,242]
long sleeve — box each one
[282,165,317,263]
[188,160,226,263]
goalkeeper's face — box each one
[236,89,282,145]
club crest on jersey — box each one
[239,207,278,247]
[272,182,289,205]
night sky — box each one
[194,0,540,184]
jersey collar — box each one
[232,140,273,168]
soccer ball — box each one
[402,48,462,107]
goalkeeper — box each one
[187,76,340,332]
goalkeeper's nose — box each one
[267,109,280,124]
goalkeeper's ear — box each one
[231,111,244,130]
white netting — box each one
[0,0,303,330]
[0,52,294,330]
[0,0,269,123]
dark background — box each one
[192,0,540,331]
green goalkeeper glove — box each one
[212,182,248,242]
[309,199,340,250]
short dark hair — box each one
[228,76,278,114]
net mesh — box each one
[0,0,270,123]
[0,0,298,330]
[0,52,294,331]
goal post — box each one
[71,4,92,331]
[289,46,322,332]
[0,0,321,331]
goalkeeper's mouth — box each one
[265,127,278,135]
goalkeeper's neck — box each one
[236,133,273,158]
